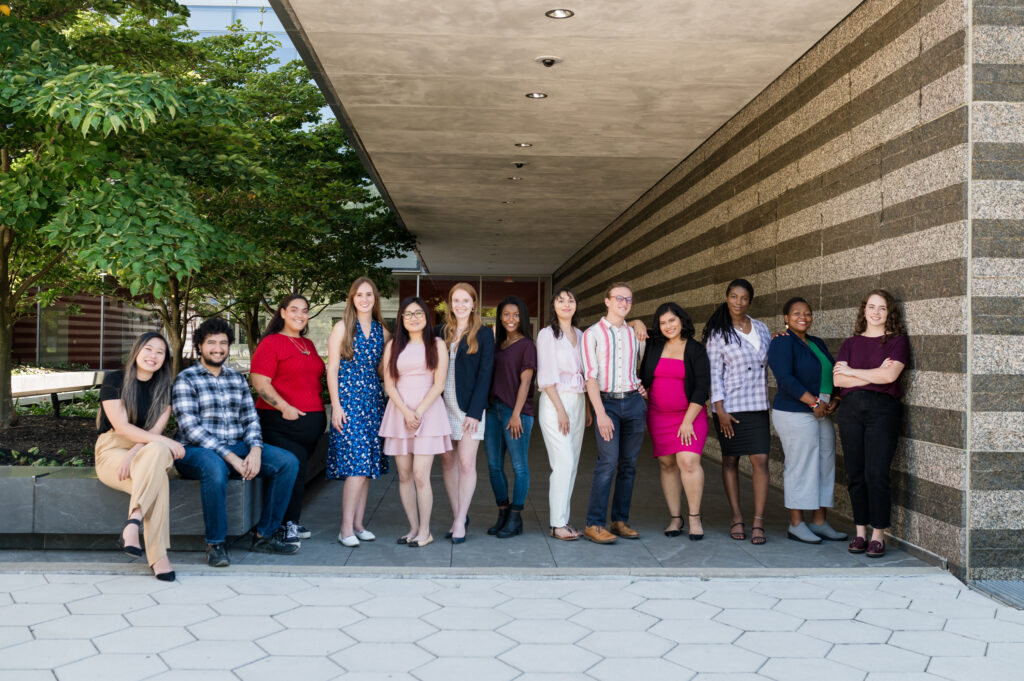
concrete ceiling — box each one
[271,0,861,275]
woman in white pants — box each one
[536,288,591,540]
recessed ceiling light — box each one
[525,92,548,99]
[507,176,523,181]
[501,200,515,204]
[514,142,533,147]
[545,9,574,19]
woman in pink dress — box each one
[639,302,711,540]
[379,296,452,548]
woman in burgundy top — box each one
[833,289,909,559]
[250,294,327,544]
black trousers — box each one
[837,390,901,528]
[259,410,327,524]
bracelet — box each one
[809,399,820,409]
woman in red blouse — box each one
[250,294,327,545]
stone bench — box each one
[0,432,328,551]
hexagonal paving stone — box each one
[876,576,966,599]
[637,599,722,620]
[94,626,195,654]
[888,630,986,657]
[188,615,284,641]
[96,576,179,595]
[273,605,365,629]
[159,640,266,670]
[68,594,157,615]
[418,630,515,658]
[0,671,59,681]
[231,577,311,595]
[290,586,374,607]
[424,588,509,609]
[0,626,32,650]
[576,630,675,658]
[827,643,929,672]
[362,579,439,597]
[713,608,803,632]
[353,595,439,618]
[945,618,1024,642]
[152,585,237,605]
[32,614,128,639]
[494,579,598,599]
[12,583,99,604]
[0,575,47,591]
[697,590,778,609]
[209,595,297,617]
[126,604,218,627]
[562,588,645,609]
[343,616,437,643]
[496,618,591,644]
[773,598,858,621]
[568,608,657,632]
[136,671,237,681]
[689,674,763,681]
[329,642,434,673]
[0,594,11,607]
[663,643,766,673]
[256,628,355,656]
[497,598,581,620]
[908,597,996,620]
[735,631,832,658]
[648,620,743,644]
[828,589,910,609]
[413,657,519,681]
[759,657,869,681]
[927,657,1022,681]
[587,657,694,681]
[234,655,342,681]
[752,581,832,600]
[54,653,167,681]
[498,643,601,673]
[421,606,512,631]
[0,640,97,669]
[624,580,706,600]
[856,608,945,631]
[0,604,69,626]
[799,619,891,644]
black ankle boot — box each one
[497,510,523,538]
[488,506,510,535]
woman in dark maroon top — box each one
[484,296,537,538]
[250,294,327,544]
[833,289,909,559]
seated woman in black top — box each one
[95,332,185,581]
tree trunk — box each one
[244,306,261,356]
[0,309,16,429]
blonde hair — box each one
[339,277,385,360]
[443,282,482,354]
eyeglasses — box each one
[402,310,426,320]
[612,295,633,304]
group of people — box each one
[94,276,908,580]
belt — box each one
[600,390,638,400]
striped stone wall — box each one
[968,0,1024,579]
[553,0,976,576]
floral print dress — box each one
[326,320,389,479]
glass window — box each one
[185,7,234,31]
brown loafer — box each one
[609,521,639,539]
[584,525,617,544]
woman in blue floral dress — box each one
[327,277,391,547]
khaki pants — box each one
[94,431,174,566]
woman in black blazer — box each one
[639,302,711,540]
[436,283,494,543]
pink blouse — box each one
[536,326,585,393]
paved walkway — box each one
[1,568,1022,680]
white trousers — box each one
[538,391,586,528]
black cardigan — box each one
[434,324,494,421]
[639,337,711,406]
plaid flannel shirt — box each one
[705,317,771,414]
[172,363,263,458]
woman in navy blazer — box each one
[436,283,495,543]
[767,297,846,545]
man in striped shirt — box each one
[580,282,647,544]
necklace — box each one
[284,334,310,356]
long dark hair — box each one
[702,278,754,345]
[262,293,310,339]
[98,331,173,431]
[651,302,695,341]
[495,295,531,346]
[387,296,438,380]
[854,289,906,344]
[548,287,579,340]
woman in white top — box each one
[536,288,592,540]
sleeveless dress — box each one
[378,341,453,455]
[647,357,709,457]
[326,320,389,479]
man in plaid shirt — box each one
[173,318,300,567]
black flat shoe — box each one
[155,571,176,582]
[688,513,704,541]
[117,519,143,558]
[664,515,683,537]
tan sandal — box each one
[550,526,580,542]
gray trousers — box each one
[772,409,836,510]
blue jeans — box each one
[586,392,646,527]
[484,400,534,510]
[174,441,298,544]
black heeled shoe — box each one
[117,519,143,558]
[664,515,683,537]
[688,513,704,541]
[445,514,470,540]
[155,570,176,582]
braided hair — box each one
[701,278,754,345]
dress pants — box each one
[772,409,836,510]
[94,431,174,567]
[538,391,586,528]
[585,392,646,527]
[837,390,901,528]
[258,409,327,524]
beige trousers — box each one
[94,431,174,566]
[538,391,587,528]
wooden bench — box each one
[11,371,105,417]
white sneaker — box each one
[338,534,360,547]
[355,529,376,542]
[289,521,312,539]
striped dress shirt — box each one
[581,317,645,393]
[705,317,771,414]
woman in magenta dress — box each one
[639,302,711,540]
[379,296,452,548]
